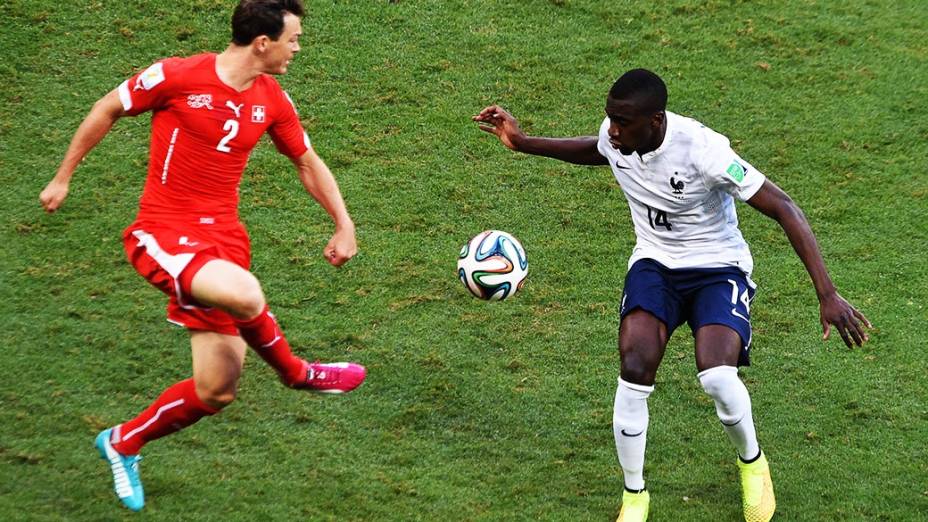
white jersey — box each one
[597,111,766,275]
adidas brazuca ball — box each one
[457,230,528,301]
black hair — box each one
[231,0,305,45]
[608,69,667,114]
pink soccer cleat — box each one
[292,360,367,394]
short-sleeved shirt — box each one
[596,111,766,275]
[116,53,310,229]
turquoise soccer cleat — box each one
[95,428,145,511]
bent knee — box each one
[192,261,266,319]
[214,271,266,319]
[195,383,238,410]
[697,365,742,397]
[620,351,659,385]
[228,282,266,320]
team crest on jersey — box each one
[668,173,688,200]
[134,62,165,91]
[186,94,214,110]
[252,105,266,123]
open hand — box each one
[820,292,872,347]
[473,105,525,151]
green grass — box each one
[2,0,927,520]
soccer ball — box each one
[457,230,528,301]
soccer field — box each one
[2,0,927,519]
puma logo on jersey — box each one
[670,176,685,194]
[226,101,244,118]
[187,94,214,110]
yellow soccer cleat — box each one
[738,451,776,522]
[616,489,650,522]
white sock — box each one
[613,378,654,491]
[698,365,760,461]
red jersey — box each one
[117,53,310,228]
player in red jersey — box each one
[39,0,365,511]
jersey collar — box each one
[640,111,675,164]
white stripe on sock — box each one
[122,399,185,442]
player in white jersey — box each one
[596,110,762,274]
[474,69,871,522]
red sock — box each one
[234,305,305,385]
[112,378,218,455]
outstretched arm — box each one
[292,148,357,267]
[747,180,872,347]
[473,105,608,166]
[40,89,127,213]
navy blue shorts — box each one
[620,258,757,366]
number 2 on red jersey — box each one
[216,120,239,153]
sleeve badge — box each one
[135,62,166,91]
[726,161,747,183]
